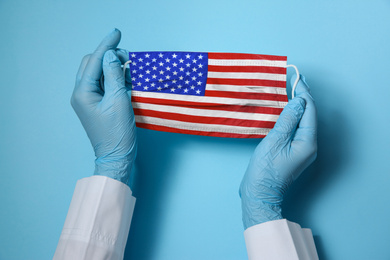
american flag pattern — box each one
[128,52,288,138]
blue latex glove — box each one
[71,29,137,185]
[239,75,317,229]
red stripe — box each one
[208,52,287,61]
[206,78,286,87]
[205,90,288,102]
[208,65,287,74]
[131,96,285,115]
[136,123,266,139]
[134,108,277,128]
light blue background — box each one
[1,1,389,259]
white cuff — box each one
[54,176,136,260]
[244,219,318,260]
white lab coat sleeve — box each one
[244,219,319,260]
[53,176,136,260]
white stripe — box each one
[132,90,287,108]
[208,59,287,67]
[206,84,287,95]
[133,102,280,122]
[135,116,272,135]
[208,71,286,81]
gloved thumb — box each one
[291,74,311,97]
[102,50,126,96]
[271,97,305,135]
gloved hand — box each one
[71,29,137,186]
[239,75,317,230]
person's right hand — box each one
[239,75,317,229]
[71,29,137,186]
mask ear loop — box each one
[123,60,132,77]
[286,64,300,99]
[99,60,133,91]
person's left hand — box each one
[71,29,137,186]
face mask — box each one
[122,51,299,138]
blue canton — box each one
[128,52,208,96]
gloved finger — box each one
[116,48,130,63]
[271,97,306,135]
[75,54,90,86]
[291,74,311,96]
[116,49,132,86]
[79,29,122,91]
[102,50,126,96]
[290,76,317,131]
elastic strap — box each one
[286,64,300,99]
[123,60,132,77]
